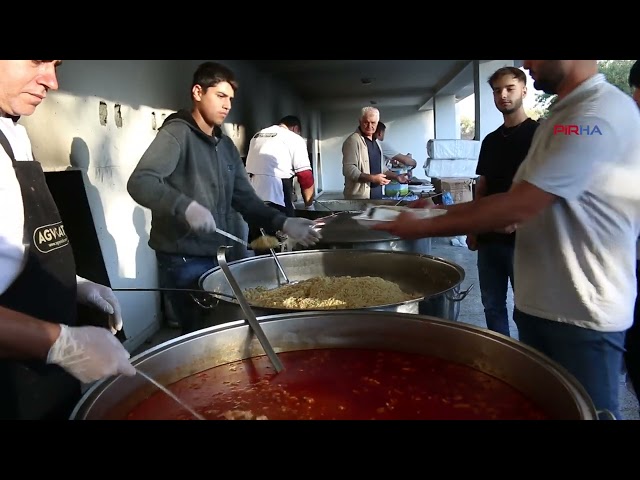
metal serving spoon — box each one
[135,369,206,420]
[217,246,284,373]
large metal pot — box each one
[69,311,598,420]
[197,249,469,323]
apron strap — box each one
[0,128,16,161]
[281,177,295,217]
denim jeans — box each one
[514,308,626,420]
[477,241,514,337]
[156,252,218,334]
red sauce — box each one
[125,348,549,420]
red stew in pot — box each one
[125,348,549,420]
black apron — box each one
[280,176,295,217]
[0,132,80,420]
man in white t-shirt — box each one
[373,60,640,419]
[245,115,315,252]
[373,121,417,174]
[0,60,135,419]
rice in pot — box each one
[243,275,420,309]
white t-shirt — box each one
[245,125,312,207]
[513,73,640,332]
[0,117,32,295]
[380,141,400,165]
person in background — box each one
[625,59,640,406]
[466,66,539,337]
[127,62,320,334]
[373,121,417,174]
[245,115,315,254]
[374,60,640,419]
[342,107,407,200]
[0,60,136,420]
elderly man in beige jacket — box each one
[342,107,392,199]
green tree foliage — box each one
[460,116,475,139]
[534,60,636,117]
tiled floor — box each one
[134,236,640,420]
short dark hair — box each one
[375,121,386,133]
[278,115,301,130]
[488,66,527,89]
[629,60,640,88]
[191,61,238,93]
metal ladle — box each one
[135,368,206,420]
[259,227,293,285]
[113,287,236,301]
[216,245,284,373]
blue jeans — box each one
[156,252,218,334]
[477,242,514,337]
[514,308,626,420]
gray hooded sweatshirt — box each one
[127,109,288,256]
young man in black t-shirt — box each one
[466,66,540,337]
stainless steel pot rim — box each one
[198,249,466,308]
[70,310,597,420]
[199,248,466,277]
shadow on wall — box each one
[67,137,118,284]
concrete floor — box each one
[134,236,640,420]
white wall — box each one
[19,59,316,352]
[433,95,458,139]
[319,106,434,193]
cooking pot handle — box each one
[190,292,219,310]
[596,409,617,420]
[445,283,475,302]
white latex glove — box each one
[282,218,322,247]
[76,276,123,334]
[185,200,216,233]
[47,324,136,384]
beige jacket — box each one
[341,129,383,199]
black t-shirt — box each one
[365,136,383,199]
[475,118,540,245]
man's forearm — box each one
[358,172,373,183]
[393,154,417,168]
[474,176,487,200]
[0,306,61,360]
[302,186,314,205]
[418,194,517,236]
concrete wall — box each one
[19,59,316,352]
[319,106,434,193]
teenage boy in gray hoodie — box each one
[128,61,320,334]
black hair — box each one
[375,121,386,134]
[191,61,238,94]
[278,115,302,130]
[629,60,640,88]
